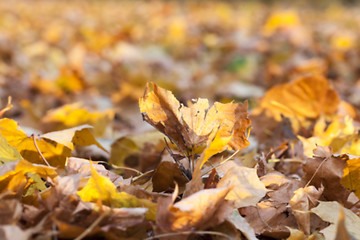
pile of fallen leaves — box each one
[1,77,360,240]
[2,1,360,240]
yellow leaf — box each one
[41,125,107,152]
[262,10,300,36]
[0,135,23,165]
[341,158,360,199]
[0,159,57,195]
[77,163,157,220]
[253,75,340,122]
[42,103,114,137]
[0,118,71,167]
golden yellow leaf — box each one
[41,125,107,152]
[42,103,114,137]
[341,158,360,199]
[77,163,157,220]
[299,116,359,157]
[262,10,300,36]
[0,159,57,195]
[0,135,23,165]
[253,75,340,122]
[0,118,71,167]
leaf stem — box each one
[32,134,51,167]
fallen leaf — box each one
[77,163,157,220]
[152,161,189,192]
[227,209,257,240]
[303,146,350,203]
[0,135,23,165]
[139,82,250,161]
[252,75,341,131]
[41,124,107,152]
[217,162,268,208]
[0,118,71,167]
[42,102,114,136]
[341,157,360,199]
[289,186,323,235]
[156,186,233,232]
[311,201,360,240]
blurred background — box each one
[1,0,360,138]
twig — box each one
[32,134,51,167]
[74,210,109,240]
[96,160,143,175]
[0,96,12,117]
[144,230,234,240]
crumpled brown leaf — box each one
[289,185,323,235]
[303,146,350,203]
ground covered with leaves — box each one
[2,1,360,240]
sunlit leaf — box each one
[0,135,23,165]
[341,158,360,199]
[77,163,157,220]
[139,82,250,162]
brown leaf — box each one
[303,146,350,203]
[152,161,189,192]
[289,186,323,235]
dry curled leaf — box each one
[139,82,251,161]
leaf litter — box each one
[1,2,360,240]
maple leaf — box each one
[139,82,250,163]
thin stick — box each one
[144,230,234,240]
[74,211,109,240]
[32,135,51,167]
[96,161,143,175]
[0,96,12,117]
